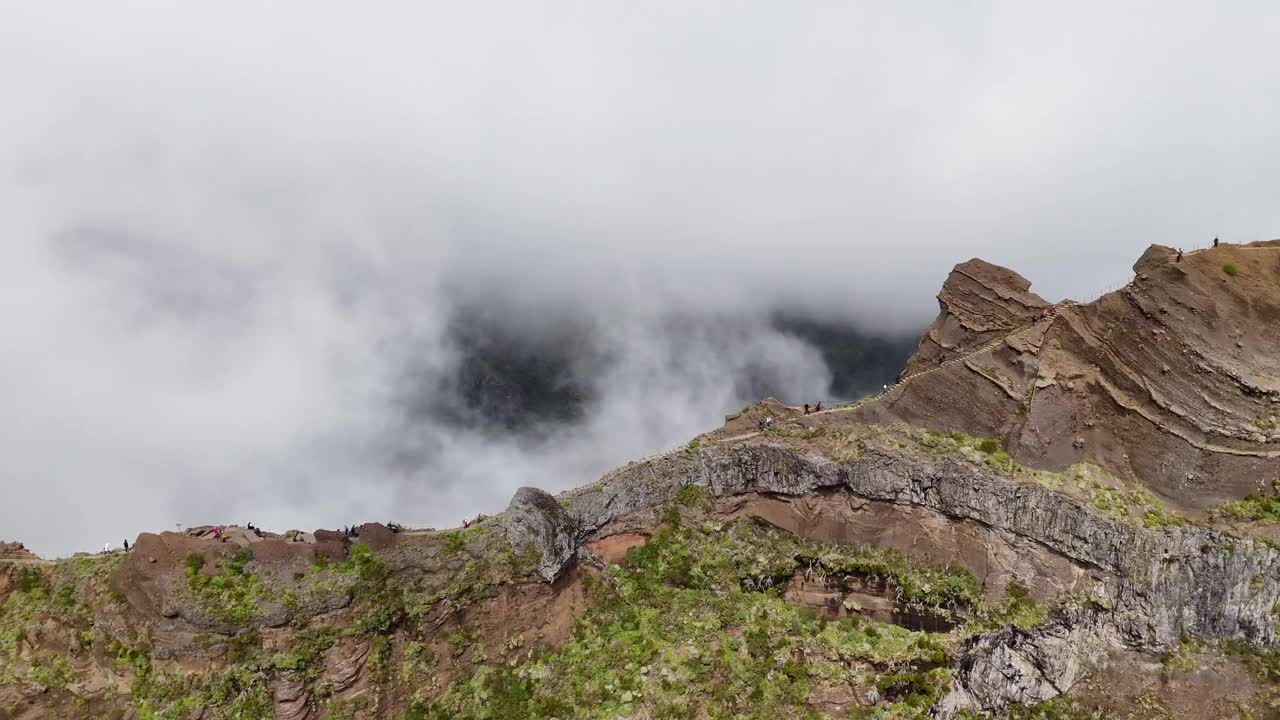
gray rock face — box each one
[503,487,579,582]
[574,443,1280,649]
[937,613,1116,718]
[561,439,1280,714]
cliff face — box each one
[880,241,1280,512]
[4,242,1280,720]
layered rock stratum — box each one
[3,241,1280,719]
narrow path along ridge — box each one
[575,326,1026,494]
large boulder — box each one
[502,487,578,582]
[353,523,398,551]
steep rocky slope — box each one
[4,242,1280,719]
[880,241,1280,512]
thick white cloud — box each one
[3,2,1279,556]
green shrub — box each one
[1162,637,1204,678]
[15,568,43,594]
[674,484,709,508]
[1217,478,1280,522]
[184,551,261,625]
[28,656,78,691]
[976,439,1001,454]
[440,532,467,555]
[132,663,272,719]
[969,581,1049,633]
[1143,508,1187,529]
[1223,263,1239,276]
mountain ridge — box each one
[4,240,1280,719]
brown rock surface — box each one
[352,523,399,552]
[901,258,1049,378]
[271,678,316,720]
[880,241,1280,510]
[0,543,39,562]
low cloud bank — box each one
[4,2,1280,555]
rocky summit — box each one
[4,242,1280,719]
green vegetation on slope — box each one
[1,554,126,689]
[184,548,263,625]
[133,664,273,720]
[130,543,404,720]
[4,496,1055,719]
[130,528,541,720]
[1217,478,1280,523]
[417,513,1046,720]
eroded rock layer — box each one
[883,241,1280,511]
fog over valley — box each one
[4,2,1280,556]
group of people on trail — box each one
[342,525,360,538]
[801,401,824,415]
[1038,305,1060,322]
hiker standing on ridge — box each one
[815,401,823,412]
[1176,249,1184,262]
[1214,237,1220,248]
[123,539,129,552]
[803,403,810,415]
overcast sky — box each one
[3,2,1279,557]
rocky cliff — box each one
[4,242,1280,719]
[882,241,1280,513]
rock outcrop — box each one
[939,613,1117,717]
[571,440,1280,651]
[901,258,1049,378]
[503,486,578,582]
[879,241,1280,511]
[0,542,38,561]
